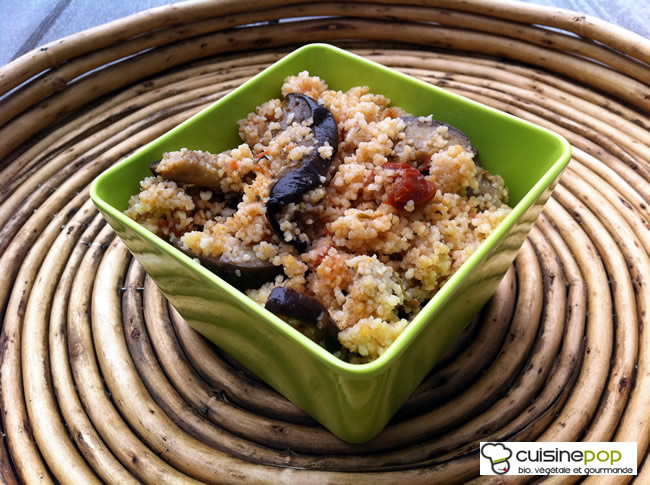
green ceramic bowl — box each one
[90,43,571,443]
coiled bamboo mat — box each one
[1,1,649,483]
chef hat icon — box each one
[481,443,512,474]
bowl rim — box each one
[90,43,571,377]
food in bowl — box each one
[125,71,511,362]
[93,43,571,442]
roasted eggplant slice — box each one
[170,239,282,291]
[266,94,339,251]
[265,286,339,351]
[151,148,255,193]
[399,116,477,164]
[150,151,227,190]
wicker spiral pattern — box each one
[1,1,649,483]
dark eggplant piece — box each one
[266,94,339,251]
[278,93,314,130]
[265,287,339,351]
[170,239,282,291]
[400,116,477,162]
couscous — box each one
[125,72,511,362]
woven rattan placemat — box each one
[1,2,649,483]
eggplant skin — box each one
[265,287,339,350]
[266,94,339,251]
[170,239,282,291]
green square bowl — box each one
[90,43,571,443]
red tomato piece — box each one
[383,163,436,209]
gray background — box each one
[2,0,649,68]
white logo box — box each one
[480,442,637,476]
